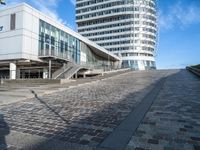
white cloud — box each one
[159,0,200,31]
[32,0,67,25]
[159,11,175,30]
[4,0,68,25]
[69,0,75,6]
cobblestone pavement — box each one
[126,70,200,150]
[0,70,130,106]
[0,70,169,150]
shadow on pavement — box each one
[30,90,69,124]
[0,112,10,150]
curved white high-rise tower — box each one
[76,0,157,70]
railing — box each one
[80,62,115,71]
[39,49,118,78]
[39,49,69,60]
[38,49,81,62]
[186,66,200,77]
[52,65,72,79]
[64,66,83,79]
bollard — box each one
[0,77,3,85]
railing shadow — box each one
[30,90,69,124]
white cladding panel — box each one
[21,9,39,60]
[0,11,23,60]
[0,5,40,61]
[0,13,10,32]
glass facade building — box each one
[76,0,158,70]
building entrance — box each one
[0,69,9,79]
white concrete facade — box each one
[76,0,158,70]
[0,3,120,79]
[0,4,39,61]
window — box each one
[39,19,81,63]
[10,14,16,30]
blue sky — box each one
[2,0,200,69]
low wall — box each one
[1,79,61,85]
[186,67,200,77]
[103,68,131,74]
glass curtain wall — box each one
[122,60,139,70]
[39,20,80,64]
[122,60,156,70]
[81,42,113,70]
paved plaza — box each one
[0,69,200,150]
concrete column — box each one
[138,60,145,70]
[63,62,66,73]
[49,60,52,79]
[43,68,48,79]
[16,68,20,79]
[75,73,78,79]
[116,60,122,69]
[128,60,131,68]
[63,63,66,68]
[9,63,16,79]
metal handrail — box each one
[186,66,200,77]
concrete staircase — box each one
[52,65,72,79]
[63,65,83,79]
[52,62,88,79]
